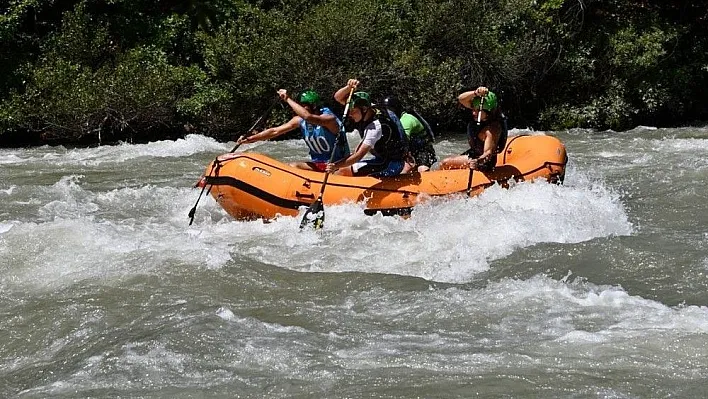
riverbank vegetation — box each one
[1,0,706,146]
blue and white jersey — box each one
[299,107,350,163]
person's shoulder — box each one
[483,121,503,133]
[404,112,424,126]
[319,108,337,120]
[366,119,381,131]
[400,112,417,123]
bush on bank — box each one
[0,0,706,146]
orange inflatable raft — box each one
[202,134,568,220]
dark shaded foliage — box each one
[1,0,706,146]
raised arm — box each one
[458,86,489,109]
[334,79,360,105]
[279,89,339,135]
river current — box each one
[1,126,707,397]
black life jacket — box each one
[353,108,408,161]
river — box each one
[1,126,707,397]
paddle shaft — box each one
[228,96,279,153]
[316,89,355,197]
[466,96,485,195]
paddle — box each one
[188,96,279,225]
[299,87,355,230]
[466,95,485,195]
[228,96,280,153]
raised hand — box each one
[475,86,489,97]
[277,89,289,101]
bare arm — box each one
[477,129,497,163]
[284,97,339,135]
[458,86,489,109]
[468,126,499,169]
[328,142,370,170]
[238,116,301,144]
[334,79,359,105]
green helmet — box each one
[472,91,498,111]
[350,91,371,108]
[299,90,321,105]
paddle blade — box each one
[299,197,325,230]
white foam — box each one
[216,307,236,321]
[0,135,230,166]
[0,182,236,291]
[0,153,26,164]
[0,222,14,234]
[631,125,659,131]
[222,177,632,283]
